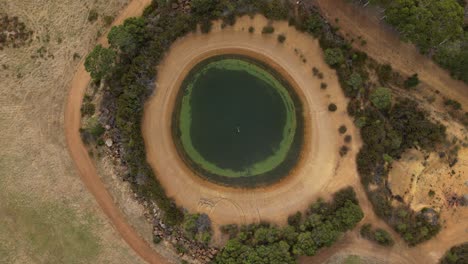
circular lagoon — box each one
[173,55,303,187]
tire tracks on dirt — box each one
[64,0,169,263]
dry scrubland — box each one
[0,0,145,263]
[1,0,467,263]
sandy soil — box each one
[60,0,468,263]
[63,0,174,263]
[143,15,369,243]
[315,0,468,107]
[0,0,149,263]
[299,1,468,263]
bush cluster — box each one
[216,187,363,263]
[440,242,468,264]
[83,0,448,247]
[360,223,394,246]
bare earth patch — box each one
[0,0,145,263]
[142,15,362,244]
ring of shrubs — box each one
[84,0,447,252]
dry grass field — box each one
[1,0,467,263]
[0,0,146,263]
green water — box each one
[173,55,303,187]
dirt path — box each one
[143,15,370,243]
[299,1,468,263]
[64,0,170,263]
[315,0,468,106]
[64,1,467,263]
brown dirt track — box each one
[142,15,360,238]
[64,0,170,263]
[64,0,468,263]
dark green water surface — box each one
[173,55,303,187]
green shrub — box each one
[277,34,286,43]
[262,25,275,34]
[88,9,99,23]
[200,20,213,34]
[324,48,345,67]
[248,26,254,33]
[404,74,420,89]
[103,15,114,26]
[344,135,352,143]
[444,99,462,110]
[328,103,337,112]
[370,87,392,110]
[81,102,95,117]
[339,125,347,134]
[440,242,468,264]
[215,187,363,263]
[360,224,394,246]
[377,64,393,84]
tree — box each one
[108,17,147,54]
[84,44,116,82]
[370,87,392,110]
[324,48,345,67]
[347,72,363,91]
[191,0,221,19]
[374,228,394,246]
[404,73,419,89]
[434,33,468,83]
[385,0,464,53]
[292,232,317,256]
[332,200,364,231]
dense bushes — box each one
[216,187,363,263]
[183,213,212,245]
[84,44,116,82]
[369,87,392,110]
[290,3,446,245]
[384,0,464,54]
[360,224,394,246]
[83,0,448,247]
[440,243,468,264]
[370,0,468,84]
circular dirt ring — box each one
[143,16,346,227]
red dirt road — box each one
[64,0,467,263]
[64,0,169,263]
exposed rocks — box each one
[105,138,113,147]
[98,118,219,263]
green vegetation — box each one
[215,187,363,263]
[278,34,286,43]
[444,99,462,110]
[404,73,420,89]
[83,0,448,247]
[88,9,99,23]
[324,48,345,67]
[385,0,464,53]
[177,57,298,179]
[291,3,447,245]
[84,44,116,82]
[339,125,347,134]
[328,103,337,112]
[108,17,147,55]
[360,224,394,246]
[262,25,275,34]
[369,0,468,84]
[183,214,212,245]
[369,87,392,110]
[440,242,468,264]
